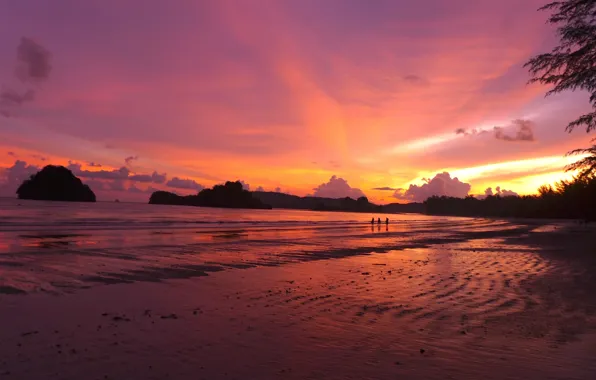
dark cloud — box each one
[256,186,264,192]
[0,87,35,106]
[87,162,102,167]
[129,171,166,184]
[394,172,471,202]
[31,154,47,161]
[166,177,204,191]
[124,155,139,166]
[0,87,35,116]
[403,74,429,86]
[15,37,52,83]
[7,152,16,157]
[68,160,169,185]
[373,186,397,191]
[455,127,489,136]
[313,175,365,199]
[67,161,130,180]
[275,187,281,193]
[1,37,51,118]
[494,119,535,142]
[0,160,40,196]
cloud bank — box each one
[166,177,204,191]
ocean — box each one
[0,197,513,295]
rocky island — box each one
[17,165,96,202]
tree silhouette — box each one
[566,144,596,178]
[524,0,596,134]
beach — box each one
[1,199,596,379]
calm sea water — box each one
[0,197,516,295]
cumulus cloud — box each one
[0,160,40,196]
[166,177,204,191]
[494,119,535,142]
[238,180,250,191]
[256,186,264,192]
[485,186,519,197]
[313,175,366,199]
[394,172,471,202]
[373,186,397,191]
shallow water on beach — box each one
[0,197,518,295]
[1,198,596,379]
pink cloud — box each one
[394,172,471,202]
[313,175,365,199]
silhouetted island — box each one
[17,165,96,202]
[149,186,424,213]
[252,192,424,214]
[149,181,271,209]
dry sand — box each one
[1,221,596,379]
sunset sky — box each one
[0,0,593,203]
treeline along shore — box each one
[13,164,595,221]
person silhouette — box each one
[377,217,381,224]
[371,217,375,225]
[385,217,389,225]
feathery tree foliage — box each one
[525,0,596,134]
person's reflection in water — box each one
[377,224,381,232]
[386,224,388,232]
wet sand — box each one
[1,220,596,379]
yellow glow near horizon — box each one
[398,154,588,195]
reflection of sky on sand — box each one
[0,199,549,296]
[1,202,595,378]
